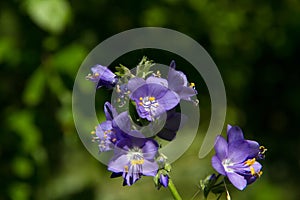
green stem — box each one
[168,179,183,200]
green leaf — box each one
[51,44,87,77]
[22,67,45,106]
[24,0,71,34]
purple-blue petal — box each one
[214,136,228,160]
[227,126,244,144]
[244,140,260,158]
[170,60,176,69]
[131,84,149,101]
[156,90,180,111]
[160,174,169,187]
[142,160,158,176]
[142,139,158,160]
[146,77,168,87]
[127,77,146,95]
[177,86,197,100]
[104,102,118,121]
[112,111,131,134]
[228,140,254,163]
[167,68,186,91]
[147,83,168,99]
[227,172,247,190]
[211,155,226,175]
[108,154,130,173]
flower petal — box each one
[142,139,158,160]
[146,77,168,87]
[170,60,176,69]
[228,140,253,163]
[211,155,226,175]
[108,154,129,173]
[157,90,180,111]
[112,111,131,134]
[160,174,169,187]
[214,136,228,160]
[128,77,146,96]
[147,83,168,99]
[227,126,244,144]
[178,86,197,100]
[227,172,247,190]
[142,160,158,176]
[104,102,118,121]
[245,140,260,158]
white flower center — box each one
[128,147,144,165]
[222,158,235,173]
[139,96,159,112]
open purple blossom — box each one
[108,131,159,186]
[92,102,131,152]
[93,121,117,152]
[167,60,197,101]
[211,125,264,190]
[128,77,180,121]
[86,64,118,89]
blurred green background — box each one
[1,0,299,199]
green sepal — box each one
[211,185,226,194]
[115,64,133,80]
[200,174,218,198]
[136,56,154,78]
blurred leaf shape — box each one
[23,67,46,106]
[51,44,88,77]
[7,110,41,154]
[24,0,71,34]
[12,157,34,179]
[9,182,31,200]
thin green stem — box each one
[168,179,183,200]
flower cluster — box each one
[87,57,197,186]
[86,57,266,199]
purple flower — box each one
[159,174,169,187]
[128,77,180,121]
[114,84,130,107]
[93,121,117,152]
[108,131,159,186]
[86,64,118,89]
[167,61,197,101]
[92,102,131,152]
[211,125,264,190]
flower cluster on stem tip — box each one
[86,57,266,199]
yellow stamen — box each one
[250,166,256,175]
[139,97,143,101]
[259,146,267,154]
[124,165,129,172]
[189,82,195,88]
[94,72,100,77]
[131,159,145,165]
[149,96,155,101]
[90,131,96,134]
[256,171,263,177]
[139,102,143,106]
[244,158,256,166]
